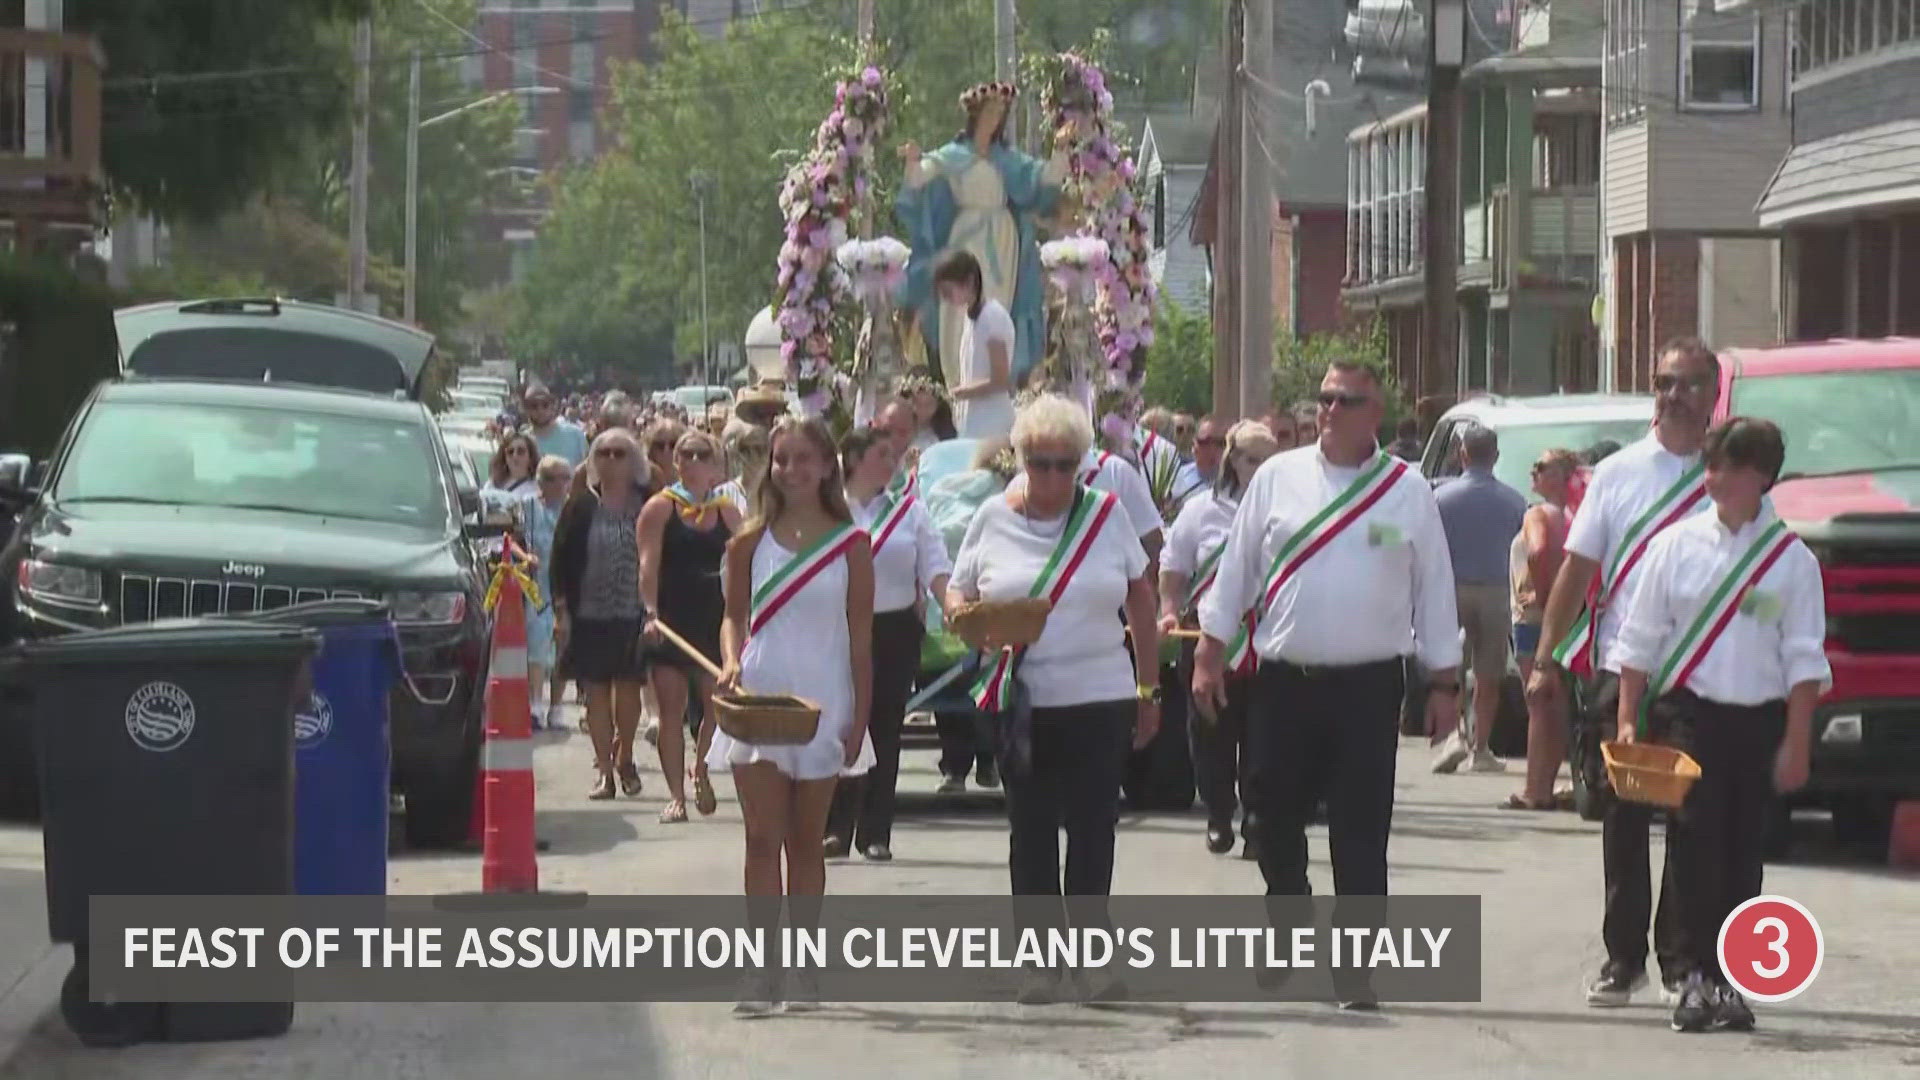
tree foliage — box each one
[1142,299,1212,416]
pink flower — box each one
[863,66,882,88]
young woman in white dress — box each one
[712,416,875,1014]
[934,250,1016,441]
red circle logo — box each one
[1717,895,1823,1003]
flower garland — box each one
[1043,53,1157,408]
[774,66,891,416]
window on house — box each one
[1792,0,1920,80]
[569,88,594,122]
[1682,7,1760,110]
[1604,0,1647,124]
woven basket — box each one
[950,597,1053,650]
[712,693,821,746]
[1602,741,1702,809]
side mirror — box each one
[457,486,481,517]
[0,453,34,502]
[466,519,509,540]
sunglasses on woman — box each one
[678,447,714,463]
[596,446,629,460]
[1027,455,1079,475]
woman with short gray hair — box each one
[948,394,1160,996]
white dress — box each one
[705,531,876,781]
[954,300,1017,440]
[932,157,1020,390]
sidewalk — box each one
[0,858,60,1065]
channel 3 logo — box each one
[1718,895,1824,1003]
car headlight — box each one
[16,558,103,608]
[390,590,468,625]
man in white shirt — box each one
[1607,416,1827,1033]
[1527,338,1719,1008]
[1193,361,1460,1008]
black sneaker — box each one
[1712,984,1756,1032]
[1670,974,1716,1033]
[976,761,1000,789]
[1585,961,1647,1007]
[1206,821,1235,854]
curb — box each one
[0,943,64,1061]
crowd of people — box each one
[462,333,1820,1033]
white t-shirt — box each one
[1164,490,1239,611]
[851,490,952,613]
[952,491,1150,708]
[954,300,1016,440]
[1004,450,1163,541]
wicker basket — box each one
[949,597,1054,650]
[1602,741,1702,809]
[712,693,822,746]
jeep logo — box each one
[223,561,267,578]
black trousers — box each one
[1002,700,1134,896]
[827,609,924,849]
[1248,658,1403,896]
[1651,689,1787,983]
[937,709,994,779]
[1583,673,1689,980]
[1177,642,1254,830]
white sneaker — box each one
[544,702,563,729]
[1431,732,1470,774]
[643,718,660,746]
[1470,748,1507,773]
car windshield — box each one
[1480,418,1651,496]
[1731,368,1920,478]
[55,400,450,528]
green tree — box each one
[81,0,374,222]
[1272,318,1408,429]
[1141,299,1212,415]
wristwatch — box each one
[1136,684,1164,704]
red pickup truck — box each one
[1719,340,1920,847]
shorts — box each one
[1456,583,1511,681]
[1511,621,1541,659]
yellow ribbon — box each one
[663,486,723,525]
[484,540,544,613]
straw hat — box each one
[734,379,789,424]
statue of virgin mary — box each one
[895,81,1067,389]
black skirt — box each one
[563,616,648,684]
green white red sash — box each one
[868,492,915,554]
[748,522,861,637]
[888,464,917,499]
[1222,453,1408,675]
[1080,451,1115,487]
[1184,540,1227,614]
[1552,462,1707,676]
[969,489,1119,712]
[1638,518,1795,731]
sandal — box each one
[692,765,718,816]
[589,772,616,801]
[618,762,643,797]
[1498,793,1556,811]
[660,800,688,824]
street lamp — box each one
[690,172,715,389]
[405,49,559,324]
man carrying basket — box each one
[1607,417,1827,1034]
[1527,338,1720,1008]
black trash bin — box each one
[5,618,321,1048]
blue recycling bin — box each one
[258,599,400,895]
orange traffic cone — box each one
[1889,800,1920,870]
[479,540,539,893]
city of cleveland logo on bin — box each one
[124,681,195,752]
[294,691,333,750]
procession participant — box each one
[934,250,1017,441]
[719,417,770,509]
[644,417,689,487]
[1171,412,1197,457]
[825,426,953,861]
[638,430,741,823]
[1139,407,1175,439]
[1264,409,1299,451]
[523,386,590,467]
[1194,361,1460,1009]
[1290,402,1318,445]
[876,398,923,498]
[1503,447,1580,811]
[948,393,1159,1004]
[1527,338,1719,1008]
[900,373,955,450]
[1159,420,1279,858]
[549,427,655,800]
[712,416,874,1016]
[1606,416,1827,1034]
[512,455,573,729]
[1189,416,1228,485]
[1005,412,1164,558]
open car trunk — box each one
[116,298,435,401]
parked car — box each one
[1719,339,1920,848]
[0,300,494,843]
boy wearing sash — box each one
[1195,362,1461,958]
[1529,339,1718,1006]
[1607,417,1827,1033]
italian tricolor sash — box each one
[748,522,862,637]
[1183,540,1227,614]
[1224,453,1407,675]
[888,464,918,499]
[868,492,915,554]
[1639,518,1796,732]
[969,489,1119,712]
[1081,451,1116,487]
[1552,463,1707,676]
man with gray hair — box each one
[1432,422,1528,773]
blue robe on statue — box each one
[895,140,1061,386]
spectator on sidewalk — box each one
[523,387,589,467]
[1389,417,1423,461]
[1502,448,1581,810]
[1432,424,1528,774]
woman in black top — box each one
[637,430,741,823]
[549,427,655,800]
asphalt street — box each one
[0,703,1916,1079]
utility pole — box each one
[404,50,421,325]
[1421,0,1465,426]
[856,0,874,44]
[994,0,1019,145]
[1236,0,1273,420]
[348,18,373,312]
[692,175,713,389]
[1211,0,1245,419]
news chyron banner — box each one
[92,895,1481,1004]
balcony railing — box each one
[1466,183,1598,291]
[0,29,104,227]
